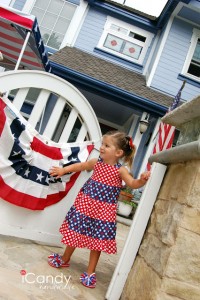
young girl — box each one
[48,131,150,288]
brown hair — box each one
[104,131,136,169]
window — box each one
[30,0,77,50]
[187,39,200,77]
[182,29,200,80]
[97,17,153,64]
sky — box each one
[109,0,169,17]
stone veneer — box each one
[121,96,200,300]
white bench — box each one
[0,70,102,245]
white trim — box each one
[8,0,15,6]
[130,114,143,152]
[61,0,88,47]
[143,33,159,76]
[1,0,14,6]
[22,0,86,49]
[106,162,167,300]
[97,16,153,65]
[146,3,183,86]
[181,28,200,82]
[22,0,35,13]
[125,114,136,135]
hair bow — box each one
[129,137,135,149]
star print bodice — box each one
[82,158,122,204]
[59,157,122,254]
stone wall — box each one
[121,159,200,300]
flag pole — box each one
[14,30,31,70]
[180,80,186,91]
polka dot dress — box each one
[59,157,122,254]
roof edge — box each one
[85,0,157,32]
[50,61,168,117]
[85,0,191,30]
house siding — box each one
[75,7,153,73]
[12,0,26,10]
[151,17,200,101]
[75,8,106,52]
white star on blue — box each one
[36,172,44,182]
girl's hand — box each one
[140,171,151,182]
[49,166,65,179]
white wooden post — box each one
[106,162,167,300]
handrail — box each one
[149,141,200,165]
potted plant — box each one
[117,186,137,217]
[118,186,133,202]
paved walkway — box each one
[0,222,130,300]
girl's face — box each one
[100,135,123,164]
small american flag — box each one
[147,81,186,170]
[0,96,94,210]
[0,4,51,72]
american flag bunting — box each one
[0,96,94,210]
[0,5,51,72]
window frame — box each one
[22,0,88,50]
[97,17,154,65]
[182,28,200,81]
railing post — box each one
[106,162,167,300]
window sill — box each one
[178,74,200,88]
[94,48,143,71]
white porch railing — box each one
[106,162,167,300]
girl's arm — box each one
[119,166,150,189]
[49,158,98,179]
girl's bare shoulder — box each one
[84,158,98,171]
[119,165,129,175]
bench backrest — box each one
[0,70,102,245]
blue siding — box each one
[75,8,106,52]
[151,18,200,102]
[13,0,26,11]
[75,7,153,73]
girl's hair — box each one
[104,131,136,169]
